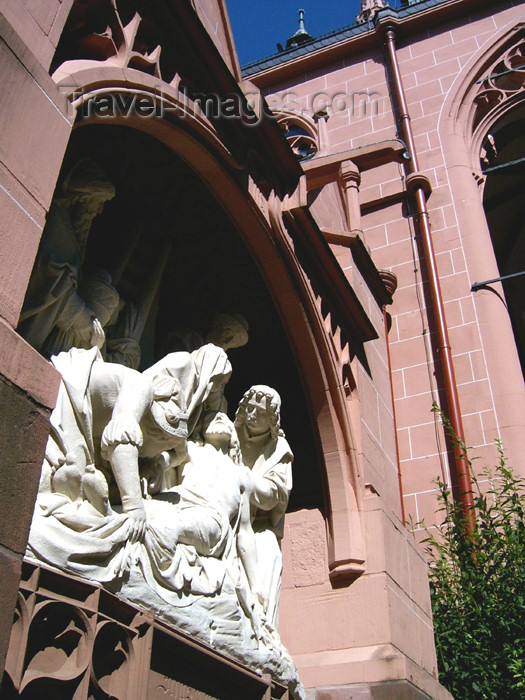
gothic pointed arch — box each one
[441,19,525,175]
[438,19,525,455]
[274,110,319,161]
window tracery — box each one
[473,37,525,131]
[275,112,319,161]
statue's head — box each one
[204,411,241,464]
[234,385,282,440]
[61,158,115,214]
[206,312,249,351]
[142,354,190,440]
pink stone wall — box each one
[279,504,451,698]
[192,0,241,80]
[0,0,72,674]
[0,2,73,326]
[1,0,74,71]
[385,2,525,531]
[261,0,525,536]
[0,0,71,411]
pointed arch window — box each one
[275,111,319,161]
[481,106,525,377]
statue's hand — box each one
[249,596,270,642]
[90,317,106,349]
[70,307,96,346]
[125,505,147,543]
[101,418,143,458]
[70,312,105,349]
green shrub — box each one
[422,435,525,699]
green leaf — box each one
[419,413,525,699]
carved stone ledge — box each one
[329,560,366,586]
[3,560,290,700]
[378,269,398,298]
[302,139,406,190]
[320,229,394,308]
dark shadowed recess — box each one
[62,124,325,511]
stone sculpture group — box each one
[23,160,303,697]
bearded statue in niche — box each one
[18,158,120,357]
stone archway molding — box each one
[441,19,525,176]
[54,65,367,583]
[438,17,525,474]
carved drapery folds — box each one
[35,0,383,646]
[23,339,303,697]
[16,126,309,694]
[17,156,170,369]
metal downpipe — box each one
[381,25,476,535]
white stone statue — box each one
[235,385,293,630]
[36,343,231,538]
[26,349,303,698]
[18,158,118,356]
[143,413,260,601]
[207,312,249,351]
[105,299,143,369]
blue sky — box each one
[226,1,363,67]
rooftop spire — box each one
[297,8,307,34]
[284,9,313,51]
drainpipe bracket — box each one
[406,171,432,198]
[374,7,402,35]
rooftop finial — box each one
[298,9,306,33]
[284,8,313,51]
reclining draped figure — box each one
[26,344,303,697]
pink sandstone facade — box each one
[0,0,523,698]
[248,1,525,694]
[248,0,525,535]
